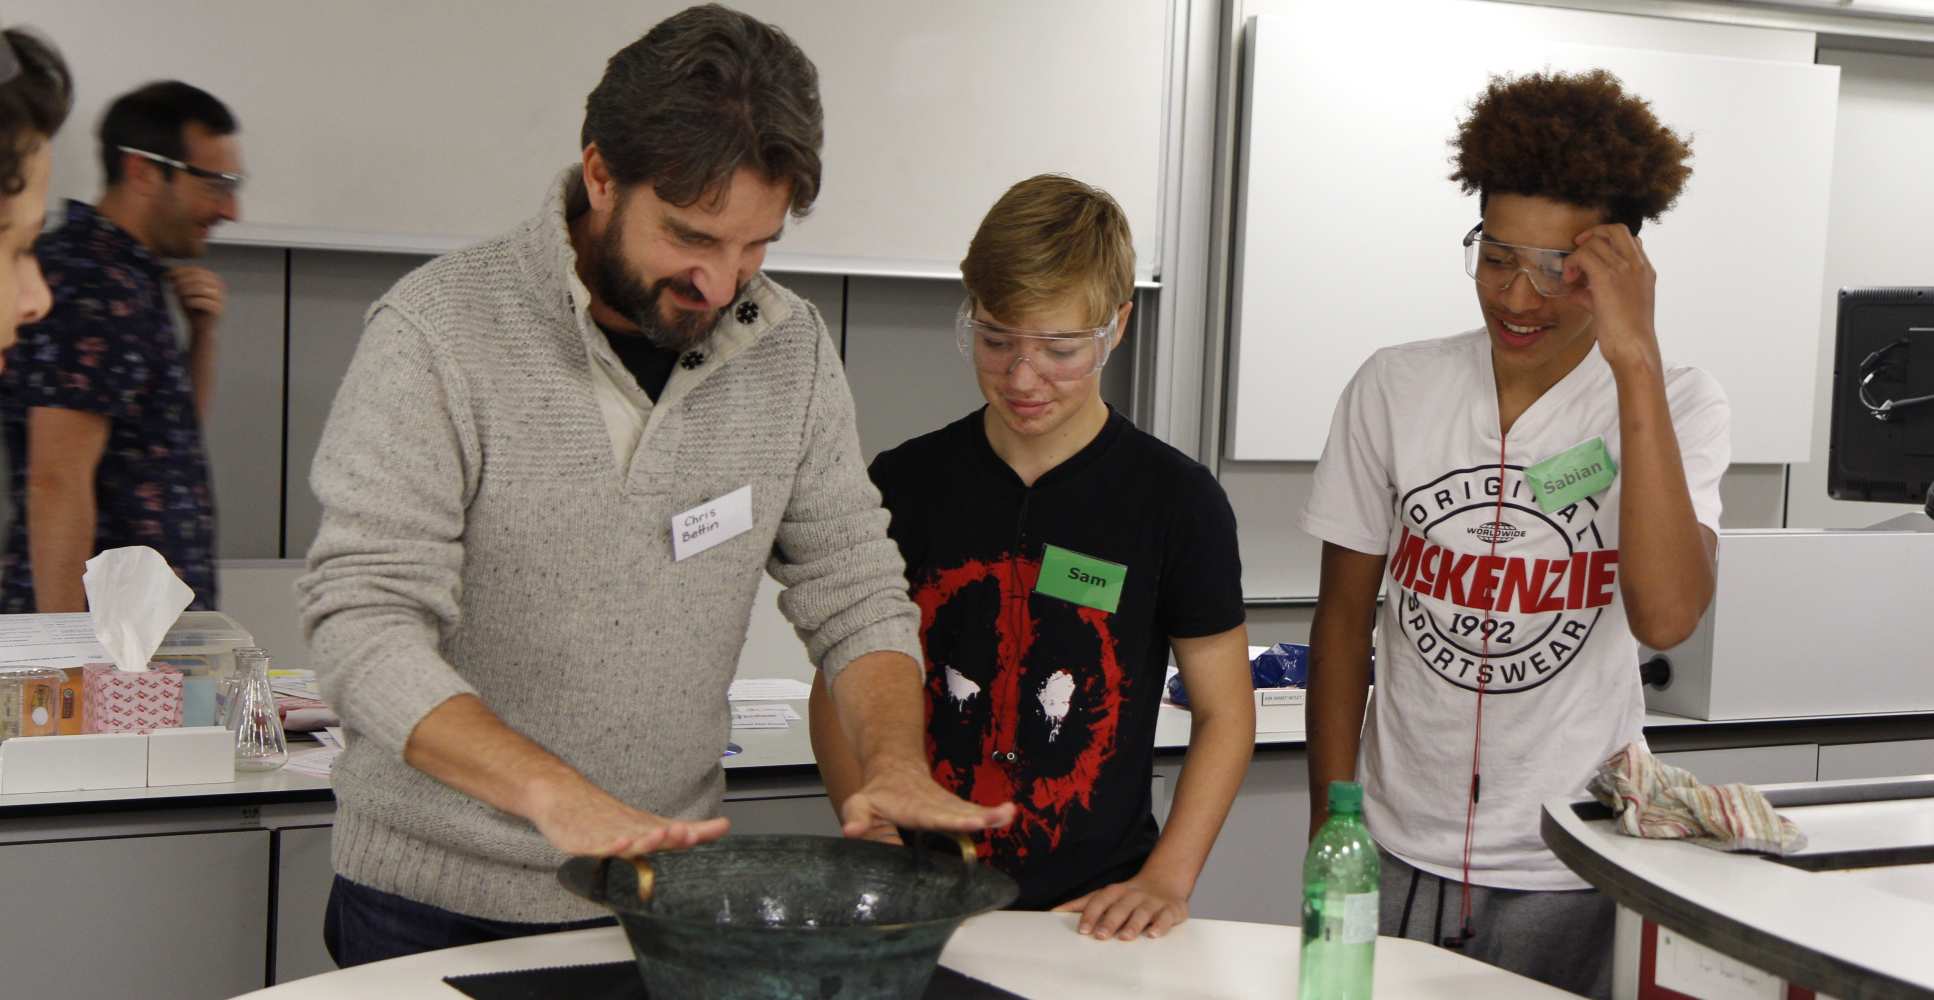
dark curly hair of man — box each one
[1450,69,1691,234]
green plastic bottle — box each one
[1299,780,1380,1000]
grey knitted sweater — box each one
[296,169,921,922]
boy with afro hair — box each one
[1299,69,1728,997]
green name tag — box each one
[1526,437,1618,514]
[1034,544,1127,614]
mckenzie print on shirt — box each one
[1300,330,1729,890]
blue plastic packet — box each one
[1167,642,1312,707]
[1252,642,1310,688]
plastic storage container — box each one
[0,667,66,742]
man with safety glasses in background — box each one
[810,174,1256,942]
[1,81,243,611]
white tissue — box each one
[82,546,194,674]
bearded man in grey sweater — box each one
[297,6,1015,965]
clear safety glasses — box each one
[955,299,1117,382]
[1462,222,1579,298]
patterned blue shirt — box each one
[0,200,217,611]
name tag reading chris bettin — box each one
[1526,437,1617,515]
[1034,544,1127,614]
[672,485,753,561]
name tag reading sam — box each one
[672,485,753,561]
[1526,437,1617,515]
[1035,544,1127,614]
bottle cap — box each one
[1328,780,1364,812]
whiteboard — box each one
[11,0,1168,276]
[1227,1,1839,464]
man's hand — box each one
[837,756,1015,839]
[1053,874,1191,941]
[1564,223,1661,372]
[169,266,226,336]
[527,777,730,858]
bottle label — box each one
[1342,891,1379,945]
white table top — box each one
[1541,775,1934,997]
[237,910,1576,999]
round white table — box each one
[236,910,1578,998]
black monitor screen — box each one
[1829,287,1934,505]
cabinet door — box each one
[1654,744,1818,786]
[0,829,271,999]
[200,244,290,560]
[719,794,843,837]
[274,825,339,983]
[1818,739,1934,781]
[284,250,426,558]
[1156,748,1310,925]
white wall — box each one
[1227,1,1836,464]
[1786,45,1934,528]
[1214,3,1934,601]
[11,0,1170,274]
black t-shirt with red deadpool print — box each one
[868,406,1245,909]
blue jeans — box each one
[323,876,615,967]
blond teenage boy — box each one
[812,175,1256,942]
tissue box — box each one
[81,664,183,734]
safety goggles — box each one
[1462,222,1578,298]
[118,146,246,196]
[954,298,1116,382]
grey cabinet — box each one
[1818,739,1934,781]
[202,245,290,561]
[1155,747,1309,926]
[719,793,843,837]
[284,250,427,559]
[1654,744,1819,786]
[0,829,271,1000]
[835,277,990,462]
[273,824,339,983]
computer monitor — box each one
[1828,287,1934,508]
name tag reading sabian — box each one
[1526,437,1617,515]
[672,485,753,561]
[1034,544,1127,614]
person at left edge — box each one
[811,174,1255,942]
[1,81,241,612]
[0,29,67,366]
[297,5,1014,967]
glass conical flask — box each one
[218,646,266,728]
[230,648,288,771]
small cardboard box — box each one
[147,726,234,786]
[1254,687,1307,734]
[0,732,148,794]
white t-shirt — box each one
[1299,330,1730,890]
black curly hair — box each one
[0,29,70,198]
[1450,69,1692,234]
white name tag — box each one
[1259,689,1306,707]
[672,485,753,561]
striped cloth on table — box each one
[1589,743,1808,855]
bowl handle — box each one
[897,829,978,868]
[627,856,656,901]
[557,855,656,905]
